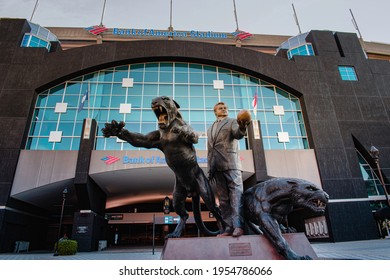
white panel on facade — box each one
[119,103,132,114]
[277,131,289,143]
[273,105,285,115]
[213,80,224,90]
[49,131,62,142]
[264,149,322,188]
[11,150,78,195]
[122,78,134,87]
[55,102,68,113]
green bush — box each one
[56,240,78,255]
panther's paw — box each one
[102,120,125,138]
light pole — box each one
[369,146,390,207]
[53,188,68,256]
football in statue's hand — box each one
[237,109,252,124]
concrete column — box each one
[246,120,268,185]
[73,119,108,251]
[74,118,106,215]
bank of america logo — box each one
[85,25,108,35]
[232,30,253,40]
[101,155,120,165]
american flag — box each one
[85,25,108,35]
[101,155,120,165]
[252,92,258,118]
[232,30,253,41]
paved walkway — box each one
[311,238,390,260]
[0,238,389,260]
[0,246,163,260]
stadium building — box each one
[0,18,390,252]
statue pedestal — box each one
[161,233,317,260]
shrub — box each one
[56,240,78,255]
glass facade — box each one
[26,62,309,151]
[21,34,51,50]
[278,32,315,60]
[357,151,388,205]
[20,21,58,51]
[287,44,315,60]
[357,151,390,237]
[279,32,310,50]
[338,66,358,81]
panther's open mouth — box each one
[152,104,169,128]
[308,198,327,213]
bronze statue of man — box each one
[207,102,250,237]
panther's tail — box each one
[192,193,221,236]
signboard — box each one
[106,214,124,220]
[164,216,180,224]
[123,155,207,165]
[164,216,173,224]
[76,226,88,234]
[91,150,254,175]
[112,28,229,39]
[86,25,233,40]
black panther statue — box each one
[102,96,224,238]
[243,177,329,260]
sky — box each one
[0,0,389,44]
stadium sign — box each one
[112,28,229,39]
[86,25,253,40]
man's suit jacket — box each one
[207,117,246,175]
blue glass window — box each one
[113,71,128,82]
[54,138,72,150]
[130,71,143,82]
[27,62,309,151]
[175,63,188,72]
[338,66,358,81]
[36,138,53,150]
[175,72,188,83]
[21,34,51,50]
[287,44,315,60]
[356,150,390,214]
[159,85,173,96]
[159,72,173,83]
[112,83,127,95]
[144,72,158,82]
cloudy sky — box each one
[1,0,389,44]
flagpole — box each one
[292,4,302,34]
[349,9,363,40]
[169,0,173,31]
[349,9,366,55]
[100,0,107,26]
[30,0,39,22]
[233,0,240,31]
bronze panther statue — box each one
[243,177,329,260]
[102,96,224,238]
